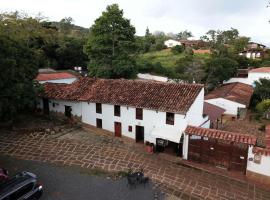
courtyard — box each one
[0,115,270,200]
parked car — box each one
[0,168,9,183]
[0,171,43,200]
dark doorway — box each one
[135,126,144,143]
[65,106,72,118]
[114,122,122,137]
[96,118,102,128]
[42,98,49,115]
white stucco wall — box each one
[247,146,270,177]
[164,39,181,48]
[81,102,190,144]
[40,99,82,117]
[225,72,270,86]
[39,78,77,84]
[248,72,270,86]
[137,73,168,82]
[185,89,209,127]
[205,98,245,116]
[224,78,250,85]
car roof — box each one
[0,171,37,198]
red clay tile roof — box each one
[185,126,257,145]
[42,78,95,101]
[203,102,225,122]
[252,147,270,156]
[36,72,77,81]
[205,83,253,106]
[249,67,270,73]
[42,77,204,114]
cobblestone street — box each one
[0,126,270,200]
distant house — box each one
[35,72,78,84]
[164,39,181,48]
[179,39,207,48]
[205,82,253,117]
[239,42,267,59]
[225,67,270,86]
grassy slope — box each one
[137,49,210,69]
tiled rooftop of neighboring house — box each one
[205,82,253,106]
[42,77,204,114]
[185,126,257,145]
[36,72,77,81]
[203,102,225,122]
[249,67,270,73]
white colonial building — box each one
[38,78,209,159]
[225,67,270,86]
[164,39,181,48]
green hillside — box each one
[137,49,210,69]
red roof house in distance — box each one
[35,72,78,84]
[205,82,253,117]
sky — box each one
[1,0,270,45]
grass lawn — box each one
[137,49,210,69]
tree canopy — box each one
[84,4,137,78]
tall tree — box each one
[177,30,193,40]
[84,4,137,78]
[0,14,39,122]
[204,57,238,89]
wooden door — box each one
[114,122,122,137]
[42,98,49,115]
[135,126,144,143]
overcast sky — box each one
[1,0,270,45]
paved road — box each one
[0,156,164,200]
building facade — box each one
[38,78,209,158]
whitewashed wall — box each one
[248,72,270,86]
[164,39,181,48]
[81,102,190,143]
[224,78,250,85]
[247,146,270,177]
[38,98,82,117]
[39,78,77,84]
[185,89,209,127]
[205,98,245,116]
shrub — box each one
[171,45,184,54]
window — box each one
[96,118,102,128]
[96,103,102,114]
[166,112,174,125]
[136,108,143,120]
[128,126,132,132]
[114,105,121,117]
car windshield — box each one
[0,172,30,193]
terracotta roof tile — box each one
[42,77,204,114]
[203,102,225,122]
[36,72,77,81]
[185,126,257,145]
[249,67,270,73]
[205,83,253,106]
[252,147,270,156]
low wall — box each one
[247,146,270,181]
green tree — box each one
[0,20,39,122]
[253,79,270,103]
[255,99,270,115]
[84,4,137,78]
[171,45,184,54]
[177,30,193,40]
[204,57,238,89]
